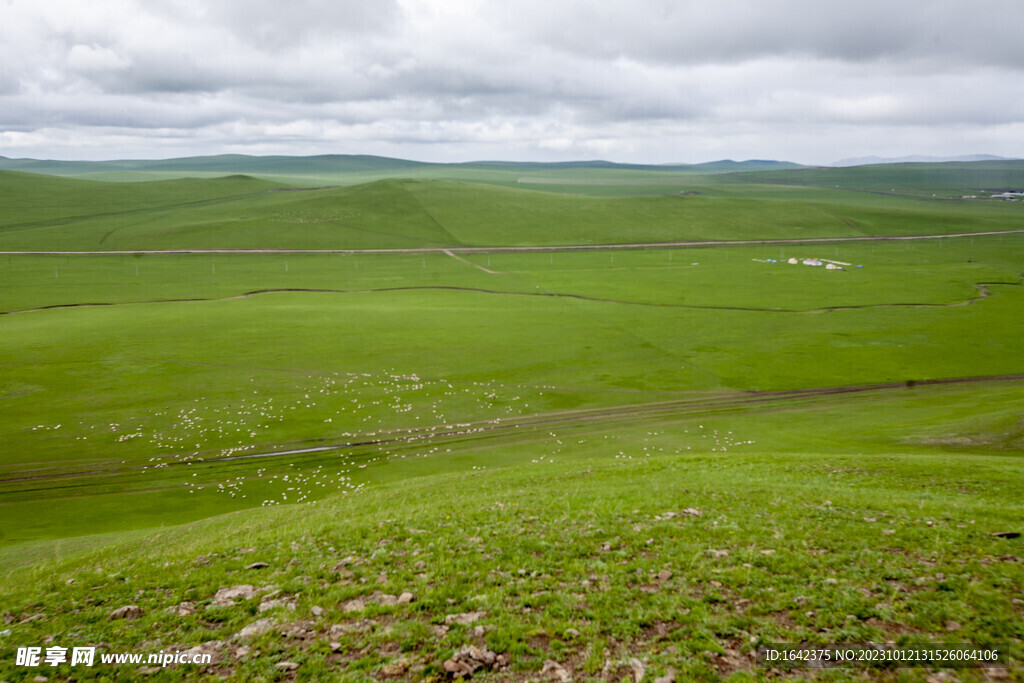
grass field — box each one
[0,161,1022,681]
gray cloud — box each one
[0,0,1022,164]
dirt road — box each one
[2,229,1022,256]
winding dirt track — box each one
[2,229,1023,256]
[4,373,1024,486]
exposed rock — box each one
[233,618,276,640]
[381,658,412,676]
[656,569,673,582]
[212,585,257,606]
[444,611,487,626]
[990,531,1021,539]
[330,621,372,637]
[680,508,701,516]
[397,591,415,604]
[258,598,296,613]
[342,597,367,613]
[181,640,223,666]
[245,562,269,570]
[311,605,324,617]
[653,669,676,683]
[945,620,962,632]
[275,661,299,671]
[629,657,645,682]
[109,605,143,620]
[541,659,572,681]
[341,591,404,612]
[442,646,503,678]
[165,602,195,617]
[564,628,580,638]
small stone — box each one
[234,617,276,640]
[257,598,294,613]
[656,569,673,582]
[245,562,269,570]
[342,597,366,613]
[275,661,299,671]
[311,605,324,617]
[166,601,195,617]
[945,620,962,632]
[110,605,143,620]
[397,591,415,604]
[541,659,572,682]
[653,669,676,683]
[680,508,701,516]
[136,666,160,675]
[212,585,257,606]
[180,640,224,666]
[381,658,411,676]
[564,628,580,638]
[990,531,1021,539]
[444,611,487,625]
[629,657,645,682]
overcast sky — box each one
[1,0,1022,164]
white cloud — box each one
[0,0,1022,163]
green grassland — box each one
[2,171,1023,253]
[743,161,1024,197]
[0,163,1022,680]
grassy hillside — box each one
[3,173,1024,252]
[0,165,1021,680]
[743,161,1024,196]
[2,234,1022,546]
[0,171,279,229]
[1,383,1022,680]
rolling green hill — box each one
[2,172,1023,252]
[743,160,1024,196]
[1,160,1022,680]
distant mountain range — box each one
[0,154,806,177]
[830,154,1019,167]
[2,153,1020,180]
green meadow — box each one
[0,163,1022,680]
